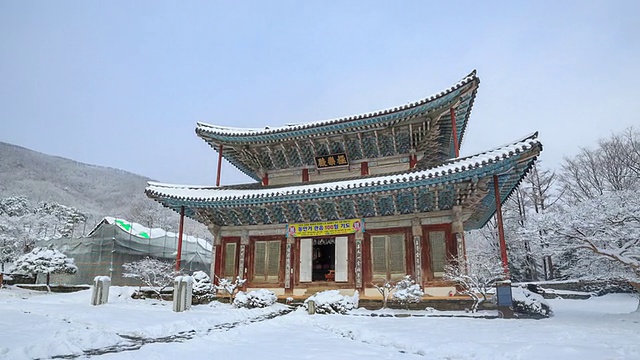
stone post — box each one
[173,275,194,312]
[91,276,111,306]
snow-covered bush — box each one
[304,290,359,314]
[215,276,246,303]
[393,275,424,307]
[10,246,77,290]
[192,271,215,302]
[512,286,552,318]
[122,257,175,299]
[233,289,277,308]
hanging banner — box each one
[287,218,363,238]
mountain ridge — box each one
[0,140,156,218]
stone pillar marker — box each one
[91,276,111,306]
[173,276,194,312]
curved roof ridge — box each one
[196,70,478,137]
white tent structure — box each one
[37,217,212,285]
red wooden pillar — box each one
[302,168,309,182]
[360,161,369,176]
[216,144,224,187]
[176,206,185,271]
[493,175,509,278]
[262,173,269,186]
[450,107,459,158]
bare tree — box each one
[560,128,640,204]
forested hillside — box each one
[0,141,151,216]
[0,141,210,259]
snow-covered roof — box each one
[87,216,212,251]
[146,132,541,205]
[195,70,479,142]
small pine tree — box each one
[192,270,214,302]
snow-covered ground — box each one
[1,286,638,360]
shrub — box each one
[512,286,552,318]
[393,275,424,307]
[192,271,215,303]
[304,290,359,314]
[233,289,277,308]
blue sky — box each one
[1,1,639,186]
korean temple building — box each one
[146,71,542,298]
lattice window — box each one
[253,240,280,283]
[223,242,237,280]
[429,231,446,277]
[371,234,406,282]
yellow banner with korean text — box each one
[286,219,364,237]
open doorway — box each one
[312,238,335,281]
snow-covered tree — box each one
[10,246,77,291]
[122,257,175,299]
[560,128,640,205]
[192,270,214,302]
[0,233,20,272]
[372,279,395,309]
[533,190,640,311]
[215,276,246,303]
[392,275,424,307]
[444,252,504,312]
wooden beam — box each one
[216,144,223,187]
[493,174,510,278]
[450,107,460,158]
[176,206,185,271]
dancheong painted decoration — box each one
[145,70,542,299]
